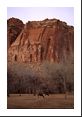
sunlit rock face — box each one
[8,18,74,63]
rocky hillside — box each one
[7,17,24,48]
[8,18,74,63]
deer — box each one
[44,91,49,96]
[37,92,44,98]
[34,89,49,98]
[34,90,44,98]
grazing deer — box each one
[34,90,49,98]
[34,90,44,98]
[44,91,49,96]
[37,92,44,98]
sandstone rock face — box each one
[7,17,24,48]
[8,18,74,63]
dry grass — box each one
[7,94,74,109]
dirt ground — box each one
[7,94,74,109]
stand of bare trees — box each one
[7,58,74,98]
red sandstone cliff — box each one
[7,17,24,48]
[8,18,74,63]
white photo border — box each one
[0,0,81,116]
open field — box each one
[7,94,74,109]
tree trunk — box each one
[63,77,67,99]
